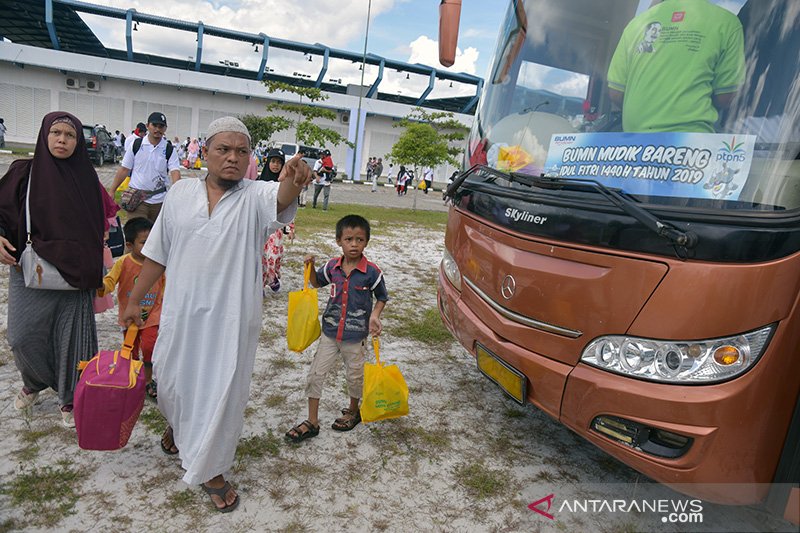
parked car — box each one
[82,124,117,166]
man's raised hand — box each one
[279,152,314,188]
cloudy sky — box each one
[76,0,507,99]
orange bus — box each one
[437,0,799,522]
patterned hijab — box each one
[0,111,105,289]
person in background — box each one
[365,156,375,183]
[175,136,187,163]
[423,166,434,194]
[371,158,384,192]
[97,217,164,400]
[258,148,293,293]
[125,122,146,153]
[286,214,388,442]
[370,162,379,192]
[396,165,409,196]
[386,163,394,185]
[120,116,311,513]
[113,130,123,159]
[0,111,106,429]
[447,170,458,186]
[244,149,259,181]
[312,149,335,210]
[0,118,6,148]
[375,158,384,183]
[187,138,200,167]
[108,112,181,223]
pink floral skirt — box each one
[263,224,294,290]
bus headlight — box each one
[581,325,774,383]
[441,249,462,292]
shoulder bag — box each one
[20,171,78,290]
[118,186,166,212]
[119,138,171,211]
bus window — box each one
[469,0,800,212]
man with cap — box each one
[121,116,312,513]
[109,112,181,222]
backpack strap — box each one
[132,137,173,163]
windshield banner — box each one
[544,132,756,200]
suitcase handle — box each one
[121,325,139,360]
[77,325,142,383]
[108,325,140,378]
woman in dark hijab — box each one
[0,111,105,428]
[396,165,408,196]
[258,148,285,182]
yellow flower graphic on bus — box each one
[495,144,533,172]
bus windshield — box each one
[468,0,800,213]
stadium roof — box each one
[0,0,484,114]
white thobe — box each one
[143,176,296,485]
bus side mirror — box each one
[439,0,462,67]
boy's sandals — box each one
[146,381,158,400]
[201,481,240,513]
[331,408,361,432]
[285,420,319,442]
[160,426,179,455]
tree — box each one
[263,81,352,149]
[388,107,468,171]
[388,107,468,208]
[238,114,292,146]
[238,81,353,156]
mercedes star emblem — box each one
[501,275,516,300]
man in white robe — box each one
[122,116,312,512]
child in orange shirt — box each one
[98,217,165,399]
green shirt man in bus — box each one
[607,0,745,133]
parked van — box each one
[272,141,322,169]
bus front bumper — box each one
[437,269,778,505]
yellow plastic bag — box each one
[114,176,131,205]
[193,158,202,169]
[361,337,409,423]
[286,263,321,352]
[418,180,427,190]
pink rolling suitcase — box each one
[74,326,146,450]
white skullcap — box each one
[205,116,251,144]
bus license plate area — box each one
[476,343,526,404]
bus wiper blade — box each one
[532,175,698,249]
[444,164,478,199]
[445,164,534,199]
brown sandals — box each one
[331,408,361,432]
